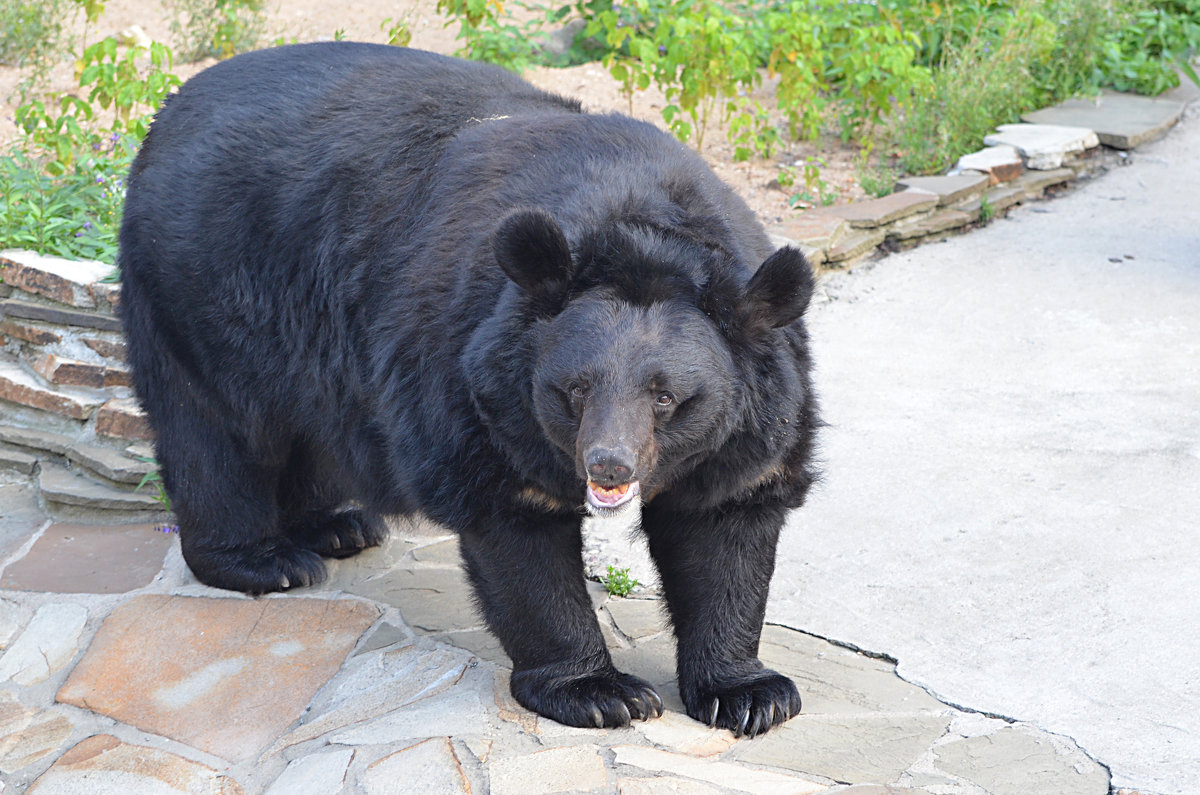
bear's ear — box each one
[493,208,573,295]
[741,246,814,329]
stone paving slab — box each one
[0,489,1115,794]
[0,251,114,310]
[26,734,244,794]
[983,123,1100,169]
[56,594,380,762]
[953,145,1024,184]
[1022,90,1185,149]
[0,522,174,594]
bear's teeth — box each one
[586,480,640,509]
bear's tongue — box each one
[587,480,640,509]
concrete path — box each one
[769,103,1200,795]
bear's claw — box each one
[511,667,664,729]
[685,670,801,738]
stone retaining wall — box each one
[0,251,165,521]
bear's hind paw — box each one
[292,509,387,559]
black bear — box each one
[119,42,819,738]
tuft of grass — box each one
[603,565,640,597]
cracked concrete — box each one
[768,103,1200,795]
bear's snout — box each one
[585,446,636,486]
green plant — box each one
[603,565,640,597]
[894,0,1056,174]
[437,0,543,71]
[0,0,68,71]
[855,148,898,198]
[590,0,772,152]
[382,16,414,47]
[135,457,173,510]
[164,0,265,61]
[784,157,838,208]
[978,195,996,224]
[1095,0,1200,93]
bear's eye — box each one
[569,383,589,399]
[654,391,675,407]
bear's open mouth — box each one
[586,479,640,511]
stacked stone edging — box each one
[771,85,1194,267]
[0,251,163,521]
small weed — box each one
[135,457,172,511]
[382,16,413,47]
[856,150,898,198]
[786,157,839,208]
[603,565,640,597]
[978,195,995,225]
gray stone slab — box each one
[0,298,122,332]
[826,191,939,229]
[1022,91,1184,149]
[342,567,481,634]
[934,727,1109,795]
[825,228,886,264]
[0,483,44,561]
[984,123,1100,169]
[954,145,1024,184]
[65,443,156,485]
[895,174,990,206]
[606,597,668,640]
[758,625,945,715]
[0,447,37,475]
[734,712,951,783]
[37,464,163,511]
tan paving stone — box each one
[264,748,354,795]
[887,209,972,243]
[25,734,244,794]
[330,681,489,745]
[64,442,156,485]
[0,360,104,421]
[826,191,939,229]
[732,713,952,784]
[0,602,88,686]
[1022,90,1185,149]
[56,594,380,763]
[618,777,726,795]
[267,642,471,755]
[0,425,72,455]
[0,522,173,594]
[0,692,73,774]
[491,744,607,795]
[94,397,153,441]
[954,145,1025,185]
[30,353,131,389]
[0,447,37,475]
[770,212,849,250]
[933,727,1109,795]
[0,319,61,346]
[984,123,1100,169]
[612,745,826,795]
[758,626,944,716]
[37,464,163,512]
[361,737,471,794]
[825,229,886,265]
[411,537,463,566]
[345,567,482,634]
[634,710,735,757]
[493,669,539,734]
[0,251,113,308]
[894,174,990,206]
[607,597,668,641]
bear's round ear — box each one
[741,246,814,329]
[493,208,573,295]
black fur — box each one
[118,43,819,736]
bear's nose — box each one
[585,447,635,486]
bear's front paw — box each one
[683,670,801,738]
[293,509,387,559]
[511,667,664,729]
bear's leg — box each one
[458,509,664,728]
[147,385,326,594]
[277,441,387,559]
[642,501,801,738]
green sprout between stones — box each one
[603,565,640,597]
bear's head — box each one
[469,207,813,514]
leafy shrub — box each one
[1095,0,1200,93]
[164,0,265,61]
[3,24,180,263]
